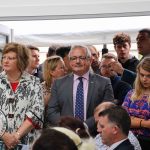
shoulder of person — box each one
[91,73,111,82]
[22,71,41,83]
[52,74,73,87]
[130,56,140,63]
[116,80,132,89]
[0,71,5,78]
[80,137,96,150]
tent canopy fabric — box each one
[0,0,150,46]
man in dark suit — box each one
[47,45,114,135]
[98,106,134,150]
[100,53,132,105]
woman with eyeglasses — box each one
[0,42,44,149]
[122,56,150,150]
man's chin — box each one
[120,56,126,60]
[101,138,107,145]
[92,62,98,66]
[73,70,84,76]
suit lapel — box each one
[68,74,74,114]
[86,72,95,111]
[114,139,133,150]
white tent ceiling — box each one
[0,0,150,46]
[1,0,150,20]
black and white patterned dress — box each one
[0,71,44,146]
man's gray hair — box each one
[68,45,91,59]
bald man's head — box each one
[94,102,116,123]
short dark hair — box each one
[113,32,131,46]
[138,28,150,37]
[32,129,77,150]
[47,45,57,57]
[99,106,131,136]
[56,46,71,58]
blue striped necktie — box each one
[75,77,84,121]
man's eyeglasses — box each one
[100,65,111,69]
[2,56,17,61]
[70,56,87,61]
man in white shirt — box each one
[97,105,134,150]
[94,102,141,150]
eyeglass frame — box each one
[100,64,112,70]
[1,56,17,61]
[69,56,89,61]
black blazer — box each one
[111,76,132,105]
[114,139,134,150]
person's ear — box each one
[49,70,55,76]
[112,125,119,135]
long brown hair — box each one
[131,57,150,101]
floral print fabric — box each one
[122,90,150,137]
[0,71,44,145]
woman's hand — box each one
[1,132,19,149]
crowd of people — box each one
[0,28,150,150]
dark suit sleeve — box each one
[114,81,132,105]
[47,80,60,125]
[121,69,136,87]
[102,78,114,101]
[85,76,114,136]
[85,117,97,136]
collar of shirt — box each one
[31,69,38,75]
[108,138,127,150]
[73,71,89,81]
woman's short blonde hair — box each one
[2,42,30,73]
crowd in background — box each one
[0,28,150,150]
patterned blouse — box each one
[41,82,51,128]
[41,81,51,106]
[0,71,44,145]
[122,90,150,137]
